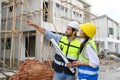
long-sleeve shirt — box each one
[44,30,62,44]
[84,44,99,68]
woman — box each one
[68,23,99,80]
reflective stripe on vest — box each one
[77,66,99,79]
[59,36,80,60]
[53,58,67,66]
[78,69,98,75]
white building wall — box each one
[92,16,108,53]
[92,15,120,53]
[107,18,119,52]
[93,17,108,41]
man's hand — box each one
[27,20,35,26]
[26,20,46,34]
[67,62,73,68]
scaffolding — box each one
[0,0,98,71]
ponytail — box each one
[79,37,90,53]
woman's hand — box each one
[72,61,81,67]
[67,61,82,67]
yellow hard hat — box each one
[80,23,96,38]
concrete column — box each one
[118,44,120,53]
[104,38,108,50]
[115,43,118,53]
[36,0,44,61]
[20,36,25,61]
[0,0,1,57]
[112,43,115,52]
[104,38,108,59]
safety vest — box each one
[52,36,81,75]
[77,39,99,80]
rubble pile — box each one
[9,59,54,80]
[100,59,117,65]
[99,59,120,80]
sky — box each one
[87,0,120,23]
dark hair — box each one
[79,36,90,53]
[72,28,78,32]
[72,28,77,36]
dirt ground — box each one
[98,59,120,80]
[1,59,120,80]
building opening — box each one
[43,1,49,22]
[25,36,36,57]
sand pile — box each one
[9,59,54,80]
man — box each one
[27,20,81,80]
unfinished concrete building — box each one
[0,0,94,70]
[1,0,120,80]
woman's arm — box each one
[85,44,99,68]
[72,61,89,67]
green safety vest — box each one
[59,36,81,60]
[78,39,98,62]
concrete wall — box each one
[42,37,56,61]
[107,18,119,52]
[92,16,107,40]
[53,0,84,33]
[0,0,91,60]
[1,0,87,33]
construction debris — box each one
[9,59,54,80]
[98,50,120,61]
[99,59,120,80]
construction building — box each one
[0,0,93,69]
[0,0,120,68]
[1,0,120,80]
[92,15,120,53]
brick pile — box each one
[9,59,54,80]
